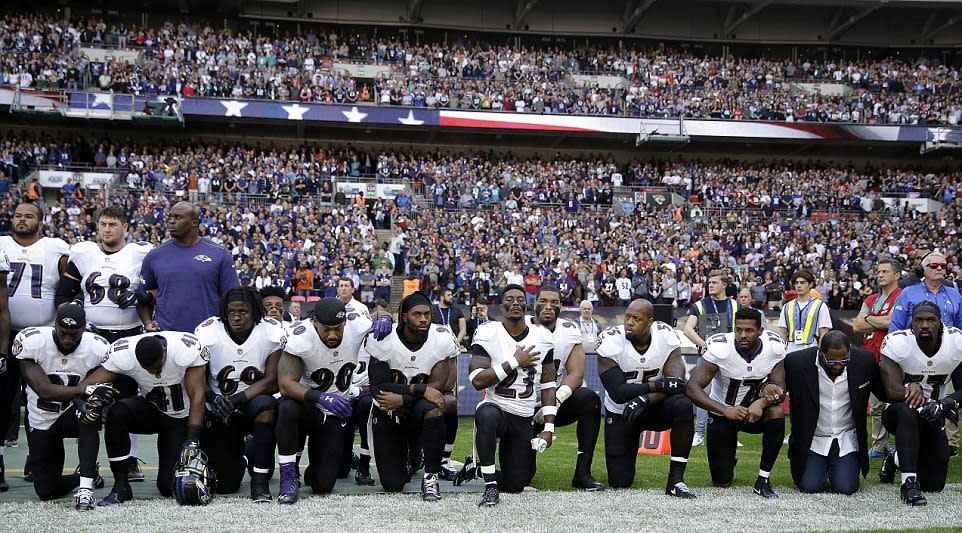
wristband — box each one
[541,381,557,390]
[411,384,427,396]
[493,362,509,382]
[541,405,558,417]
[468,368,484,382]
[556,385,573,404]
[543,423,555,433]
[305,389,322,405]
[506,356,520,370]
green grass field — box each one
[1,419,961,532]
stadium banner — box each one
[0,88,61,110]
[47,91,962,143]
[335,181,407,198]
[37,170,115,189]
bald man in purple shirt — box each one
[140,202,239,332]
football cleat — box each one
[277,463,299,505]
[478,484,499,507]
[97,486,133,507]
[250,473,272,503]
[879,451,897,484]
[453,455,476,486]
[691,434,704,447]
[421,474,441,502]
[127,457,145,483]
[3,439,16,448]
[900,476,927,506]
[571,474,605,492]
[74,488,95,511]
[753,477,778,499]
[354,462,375,486]
[666,481,697,499]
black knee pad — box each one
[670,395,695,421]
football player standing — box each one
[0,202,67,488]
[56,203,154,482]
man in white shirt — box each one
[783,331,883,495]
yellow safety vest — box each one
[786,298,822,345]
[695,298,739,329]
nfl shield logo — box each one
[639,358,646,363]
[747,366,753,372]
[334,351,339,357]
[411,356,416,362]
[237,349,243,355]
[927,361,933,367]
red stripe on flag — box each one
[439,116,597,132]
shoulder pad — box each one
[765,331,786,345]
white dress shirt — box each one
[811,360,858,457]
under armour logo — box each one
[194,255,213,263]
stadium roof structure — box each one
[21,0,962,46]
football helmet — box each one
[172,450,216,506]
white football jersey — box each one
[526,316,584,379]
[0,236,69,330]
[881,326,962,401]
[70,240,153,330]
[14,327,109,430]
[283,312,372,397]
[101,331,209,418]
[473,321,555,417]
[195,316,286,395]
[703,330,786,411]
[366,324,460,385]
[596,321,680,415]
[351,342,372,388]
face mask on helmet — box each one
[173,451,216,506]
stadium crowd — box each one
[2,14,962,124]
[1,139,960,316]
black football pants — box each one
[202,394,277,493]
[474,403,532,493]
[605,394,694,488]
[370,398,445,492]
[104,396,186,497]
[27,406,99,501]
[276,398,346,494]
[883,401,950,492]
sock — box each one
[759,418,785,473]
[442,444,454,464]
[108,457,130,490]
[480,464,497,484]
[443,412,458,459]
[758,469,771,479]
[278,454,297,465]
[668,457,688,484]
[128,435,139,458]
[251,422,276,472]
[79,476,94,490]
[421,415,445,475]
[902,472,917,484]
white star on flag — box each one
[398,110,424,125]
[342,106,368,123]
[282,103,309,120]
[92,93,113,108]
[222,100,248,117]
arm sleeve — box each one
[54,261,83,307]
[368,359,408,396]
[599,366,653,403]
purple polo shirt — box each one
[141,238,239,332]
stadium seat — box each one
[306,296,320,302]
[291,296,306,302]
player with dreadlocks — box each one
[366,292,459,501]
[193,287,287,502]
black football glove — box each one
[623,394,651,425]
[919,398,960,424]
[84,383,119,404]
[77,396,105,425]
[206,393,236,424]
[650,377,686,395]
[116,288,152,310]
